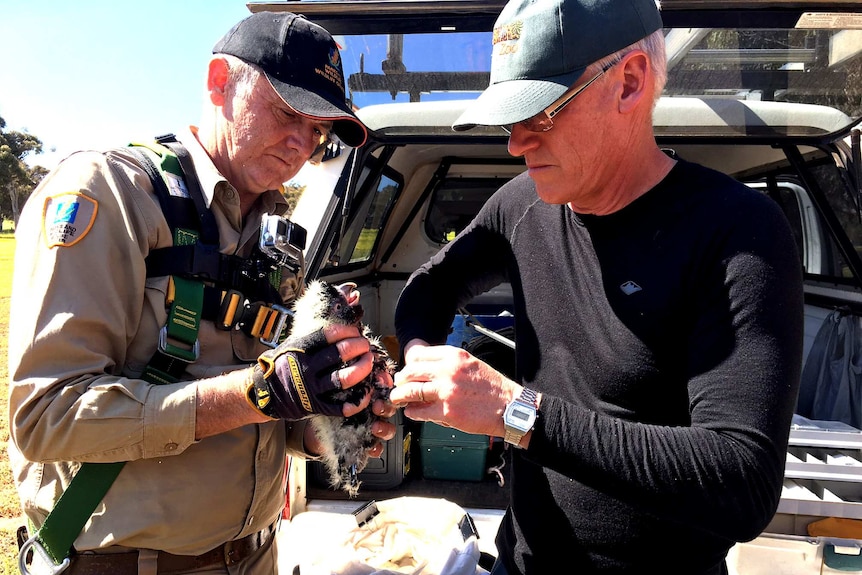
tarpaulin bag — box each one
[280,496,487,575]
[798,309,862,428]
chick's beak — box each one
[337,282,361,307]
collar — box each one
[173,126,222,210]
[175,126,288,215]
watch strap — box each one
[504,387,538,446]
[517,387,538,408]
[503,426,526,446]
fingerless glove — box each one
[247,328,349,420]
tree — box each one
[283,181,306,217]
[0,115,45,226]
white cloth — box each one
[281,497,487,575]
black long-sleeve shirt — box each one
[395,160,804,574]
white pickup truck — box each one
[248,1,862,572]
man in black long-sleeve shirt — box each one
[388,0,804,574]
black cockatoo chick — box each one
[288,280,396,497]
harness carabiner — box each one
[158,326,201,362]
[259,304,293,348]
[18,535,70,575]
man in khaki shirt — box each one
[8,12,396,575]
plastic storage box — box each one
[420,422,489,482]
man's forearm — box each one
[195,368,271,440]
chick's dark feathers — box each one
[289,280,395,497]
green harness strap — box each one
[22,463,125,569]
[137,138,209,384]
[19,141,206,574]
[141,239,205,385]
[24,272,203,571]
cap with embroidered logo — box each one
[213,11,367,147]
[453,0,663,131]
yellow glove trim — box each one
[285,355,313,413]
[245,379,278,421]
[258,355,276,378]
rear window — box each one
[425,177,510,243]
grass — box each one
[0,233,20,574]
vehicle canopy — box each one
[249,0,862,137]
[251,0,862,294]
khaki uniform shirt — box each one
[8,128,309,555]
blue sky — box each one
[1,1,493,171]
[0,1,253,169]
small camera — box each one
[259,213,307,272]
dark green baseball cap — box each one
[453,0,663,131]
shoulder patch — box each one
[42,192,99,248]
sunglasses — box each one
[501,59,621,135]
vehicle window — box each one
[339,32,492,108]
[665,28,861,125]
[330,23,860,132]
[750,162,860,284]
[425,177,510,243]
[808,161,862,281]
[325,164,402,268]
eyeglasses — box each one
[308,134,334,165]
[501,59,620,135]
[277,101,334,165]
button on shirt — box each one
[7,128,308,555]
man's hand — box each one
[247,324,375,420]
[391,341,532,439]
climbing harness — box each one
[18,134,306,574]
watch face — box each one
[511,409,531,422]
[505,401,536,433]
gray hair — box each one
[220,54,265,97]
[591,28,668,102]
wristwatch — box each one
[503,387,538,447]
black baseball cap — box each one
[214,11,367,148]
[453,0,663,131]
